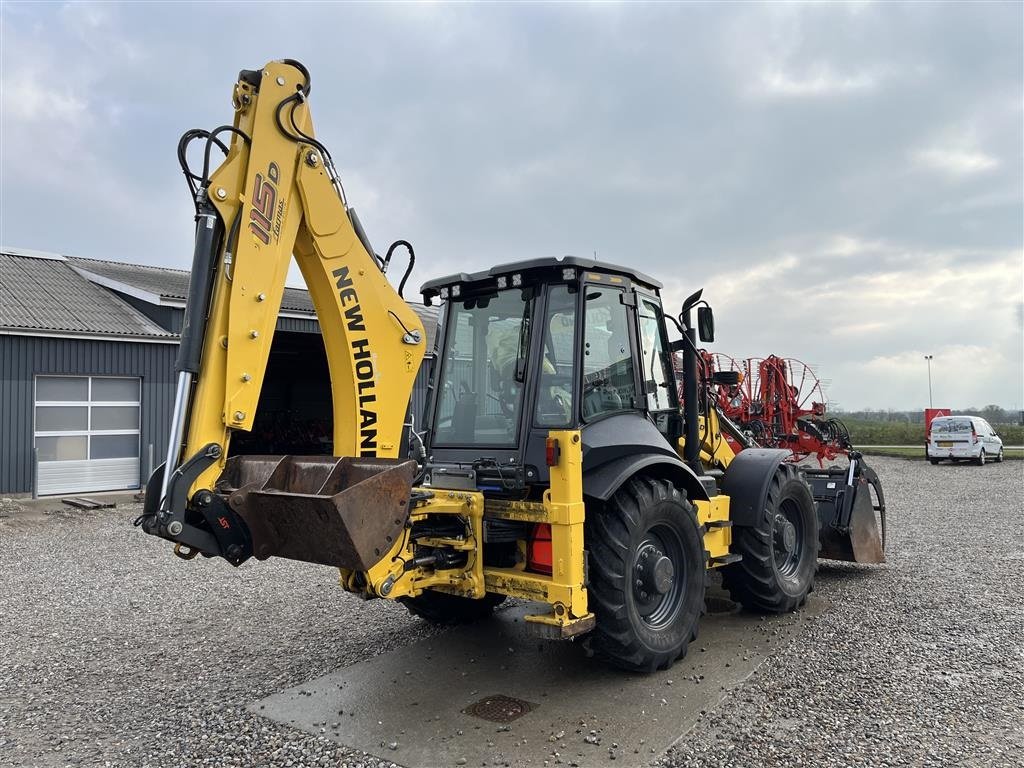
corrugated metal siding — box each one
[0,335,176,494]
[274,316,320,334]
[0,334,433,494]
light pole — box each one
[924,355,934,408]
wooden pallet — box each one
[62,496,115,510]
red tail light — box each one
[545,437,561,467]
[527,523,552,575]
[972,425,979,444]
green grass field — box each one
[860,445,1024,460]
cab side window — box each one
[582,288,636,418]
[534,284,577,427]
[637,298,673,411]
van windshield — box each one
[932,418,972,434]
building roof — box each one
[1,248,440,348]
[67,255,318,314]
[0,251,174,339]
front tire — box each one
[723,464,818,613]
[996,449,1004,463]
[929,458,940,465]
[586,477,707,672]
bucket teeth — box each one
[218,455,417,571]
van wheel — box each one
[586,477,707,672]
[723,464,818,613]
[929,458,940,465]
[976,450,986,466]
[995,449,1004,463]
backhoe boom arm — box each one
[142,60,425,564]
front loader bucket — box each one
[804,457,886,564]
[216,455,417,571]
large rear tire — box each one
[723,464,818,613]
[400,590,506,625]
[586,477,707,672]
[976,450,986,466]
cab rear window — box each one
[932,418,972,434]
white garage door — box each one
[35,376,141,496]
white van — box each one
[927,415,1004,465]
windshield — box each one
[433,289,532,447]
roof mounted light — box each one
[562,267,575,281]
[439,286,449,300]
[451,284,461,298]
[511,273,522,287]
[497,275,508,289]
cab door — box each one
[635,292,682,443]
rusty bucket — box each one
[805,456,886,564]
[216,455,417,571]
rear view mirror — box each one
[697,306,715,343]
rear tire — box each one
[586,476,707,672]
[929,458,940,465]
[723,464,818,613]
[976,450,986,466]
[400,590,506,625]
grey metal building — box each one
[0,248,437,496]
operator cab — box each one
[421,257,683,496]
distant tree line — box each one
[833,405,1023,425]
[830,406,1024,445]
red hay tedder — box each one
[693,352,853,466]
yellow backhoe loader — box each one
[139,59,885,672]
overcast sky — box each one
[2,2,1021,411]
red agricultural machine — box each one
[697,352,853,466]
[674,350,886,563]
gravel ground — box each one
[1,457,1022,768]
[663,457,1024,768]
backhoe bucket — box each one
[804,458,886,564]
[216,455,417,571]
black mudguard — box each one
[581,414,711,503]
[720,448,794,528]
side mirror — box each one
[697,305,715,343]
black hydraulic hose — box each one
[175,198,224,374]
[281,58,311,96]
[394,241,416,298]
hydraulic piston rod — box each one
[159,202,223,510]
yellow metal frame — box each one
[180,61,425,495]
[679,408,737,472]
[343,430,593,632]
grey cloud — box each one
[1,1,1020,409]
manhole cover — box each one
[462,694,535,723]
